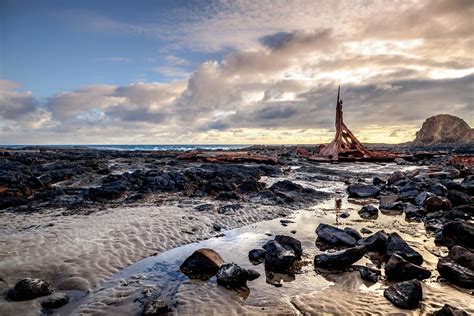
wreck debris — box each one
[297,87,407,162]
[176,151,278,165]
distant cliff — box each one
[413,114,474,145]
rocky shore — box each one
[0,146,473,315]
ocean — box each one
[0,144,249,151]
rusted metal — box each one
[297,87,403,162]
[176,151,278,165]
[449,155,474,167]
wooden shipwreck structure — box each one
[297,87,403,162]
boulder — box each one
[373,177,386,186]
[180,248,224,279]
[274,235,303,259]
[248,249,266,265]
[8,278,53,301]
[358,205,379,219]
[415,191,435,206]
[216,263,260,288]
[428,183,448,197]
[314,246,367,271]
[357,231,387,252]
[449,245,474,270]
[263,240,296,272]
[379,195,404,211]
[432,304,468,316]
[347,184,380,198]
[385,233,423,265]
[447,190,472,207]
[412,114,474,145]
[425,196,452,213]
[388,171,405,185]
[41,293,69,309]
[437,257,474,288]
[441,220,474,249]
[343,227,362,241]
[385,254,431,281]
[383,279,422,310]
[315,223,356,247]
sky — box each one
[0,0,473,145]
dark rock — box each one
[403,203,426,221]
[399,190,419,202]
[249,249,266,265]
[432,304,468,316]
[428,183,448,197]
[357,231,387,252]
[9,278,53,301]
[437,256,474,288]
[216,263,259,288]
[358,205,379,219]
[447,190,472,207]
[180,248,224,279]
[216,191,240,200]
[314,246,367,271]
[449,245,474,270]
[460,175,474,195]
[239,179,264,193]
[444,209,471,220]
[41,293,69,309]
[263,240,296,272]
[347,184,380,198]
[274,235,303,259]
[415,191,435,206]
[425,196,452,213]
[451,204,474,216]
[379,195,403,211]
[373,177,386,186]
[385,233,423,265]
[385,254,431,281]
[143,299,170,315]
[218,203,241,215]
[315,223,356,247]
[358,266,381,283]
[194,203,215,212]
[245,269,261,281]
[388,171,405,185]
[383,279,422,310]
[269,180,302,192]
[343,227,362,241]
[360,227,373,234]
[340,212,350,218]
[441,220,474,249]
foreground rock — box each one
[263,240,296,272]
[314,246,367,271]
[437,245,474,288]
[216,263,260,288]
[347,184,380,198]
[357,231,387,252]
[385,233,423,265]
[40,293,69,309]
[180,248,224,279]
[432,304,468,316]
[358,205,379,219]
[316,223,356,247]
[385,254,431,281]
[143,299,170,315]
[248,249,266,265]
[383,279,423,310]
[441,220,474,250]
[357,266,381,283]
[7,278,53,301]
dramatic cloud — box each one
[1,0,473,144]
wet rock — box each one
[194,203,215,212]
[373,177,386,186]
[41,292,69,309]
[451,204,474,216]
[347,184,380,198]
[180,248,224,279]
[449,245,474,270]
[379,195,404,211]
[143,299,170,315]
[8,278,53,301]
[383,279,422,310]
[428,183,448,197]
[385,254,431,281]
[269,180,302,192]
[239,179,264,193]
[444,209,471,220]
[385,233,423,265]
[358,205,379,219]
[388,171,405,185]
[314,246,367,271]
[432,304,468,316]
[245,269,261,281]
[248,249,266,265]
[415,191,435,206]
[357,266,381,283]
[441,220,474,249]
[216,263,260,288]
[360,227,373,234]
[340,211,350,218]
[460,176,474,195]
[218,203,241,215]
[447,190,472,207]
[437,256,474,288]
[399,190,419,202]
[425,196,452,213]
[316,223,356,247]
[403,203,426,221]
[217,191,240,200]
[274,235,303,259]
[263,240,296,272]
[357,231,387,252]
[343,227,362,241]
